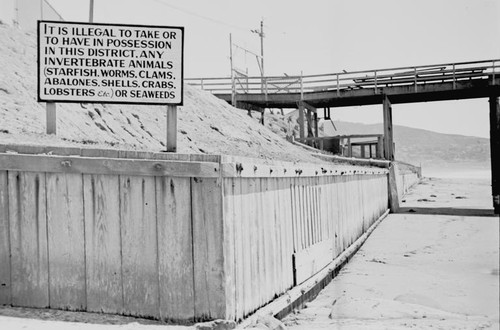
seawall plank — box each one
[231,178,244,320]
[0,171,11,305]
[0,154,220,178]
[192,177,225,320]
[222,178,236,320]
[283,178,294,290]
[290,182,298,254]
[255,179,264,307]
[249,178,258,313]
[271,178,282,295]
[120,176,159,318]
[294,238,334,285]
[262,179,273,303]
[83,174,123,314]
[240,178,252,317]
[8,172,49,307]
[157,177,194,320]
[46,172,86,310]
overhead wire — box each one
[148,0,251,32]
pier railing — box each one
[186,59,500,98]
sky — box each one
[2,0,499,138]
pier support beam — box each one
[388,164,400,213]
[489,96,500,214]
[383,96,395,161]
[298,101,319,142]
[298,102,305,140]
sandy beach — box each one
[283,177,499,330]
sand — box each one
[283,178,499,330]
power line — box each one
[148,0,251,32]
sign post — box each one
[89,0,94,23]
[46,102,56,134]
[37,21,184,150]
[166,105,177,152]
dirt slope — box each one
[322,119,490,167]
[0,23,324,164]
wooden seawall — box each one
[0,145,417,322]
[394,161,421,199]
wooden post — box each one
[489,96,500,214]
[167,105,177,152]
[46,102,56,135]
[376,136,384,159]
[314,112,319,138]
[229,34,236,107]
[388,164,400,213]
[300,101,318,139]
[347,137,352,157]
[360,144,365,158]
[383,96,394,160]
[298,102,305,140]
[306,110,313,138]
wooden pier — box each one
[187,59,500,213]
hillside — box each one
[0,23,328,164]
[322,120,490,164]
[263,109,490,176]
[267,108,490,167]
[321,120,491,177]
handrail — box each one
[296,134,383,140]
[187,59,500,81]
[186,59,500,97]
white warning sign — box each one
[38,21,184,105]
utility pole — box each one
[229,33,236,106]
[259,19,264,76]
[251,19,265,77]
[251,19,265,98]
